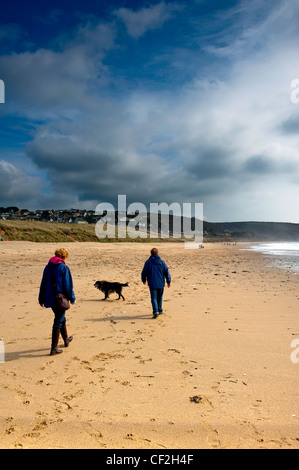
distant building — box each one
[74,218,88,224]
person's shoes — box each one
[61,324,73,347]
[50,329,63,355]
[50,347,63,355]
[64,335,73,347]
[152,313,159,319]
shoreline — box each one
[0,241,298,449]
[242,242,299,274]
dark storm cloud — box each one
[0,160,44,207]
[184,147,232,180]
[243,156,276,174]
[280,116,299,135]
[243,155,298,175]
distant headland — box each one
[1,207,299,242]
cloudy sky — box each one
[0,0,299,222]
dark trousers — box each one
[149,287,164,314]
[52,306,66,333]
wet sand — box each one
[0,241,298,449]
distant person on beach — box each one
[141,247,171,319]
[39,248,76,356]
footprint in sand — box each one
[5,424,19,435]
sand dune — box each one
[0,241,298,449]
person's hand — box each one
[143,282,146,286]
[167,283,171,288]
[40,303,45,308]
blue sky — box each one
[0,0,299,222]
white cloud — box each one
[114,2,183,39]
[0,21,116,119]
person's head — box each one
[150,247,159,256]
[55,248,68,260]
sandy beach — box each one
[0,241,298,449]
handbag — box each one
[54,292,70,311]
[50,266,70,311]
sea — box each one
[246,242,299,273]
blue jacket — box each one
[39,257,76,308]
[141,254,171,289]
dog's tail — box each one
[122,282,130,287]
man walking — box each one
[141,247,171,319]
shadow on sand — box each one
[84,313,152,322]
[83,298,152,322]
[4,347,50,362]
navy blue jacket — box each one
[39,258,76,308]
[141,254,171,289]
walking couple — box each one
[39,246,171,357]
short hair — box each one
[55,248,69,259]
[150,247,158,255]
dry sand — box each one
[0,241,298,449]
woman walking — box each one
[39,248,76,355]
